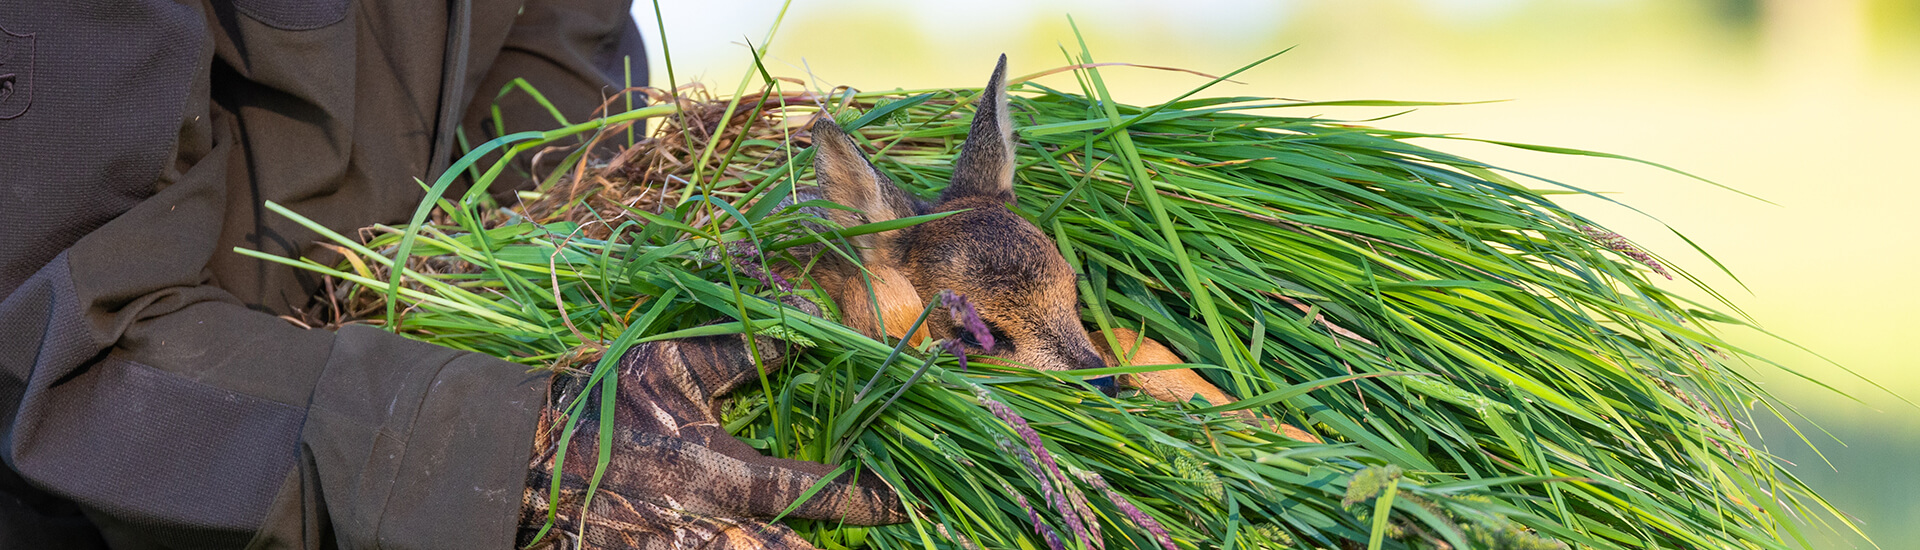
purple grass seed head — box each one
[713,240,794,291]
[940,289,994,351]
[1082,471,1178,550]
[1576,225,1672,280]
[1002,480,1069,550]
[943,338,969,372]
[982,393,1097,547]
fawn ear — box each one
[941,54,1016,205]
[807,118,931,344]
[809,117,923,262]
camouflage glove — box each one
[518,297,905,550]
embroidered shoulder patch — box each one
[0,25,33,120]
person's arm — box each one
[1,268,547,548]
[0,1,629,548]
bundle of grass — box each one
[247,42,1858,550]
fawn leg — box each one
[1089,328,1321,443]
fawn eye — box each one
[956,321,1011,352]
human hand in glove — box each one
[517,296,905,549]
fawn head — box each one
[800,55,1105,372]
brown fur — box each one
[785,56,1315,443]
[1093,329,1320,443]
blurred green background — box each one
[628,1,1919,546]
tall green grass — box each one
[242,29,1860,550]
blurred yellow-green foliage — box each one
[631,1,1919,546]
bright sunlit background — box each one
[628,1,1919,545]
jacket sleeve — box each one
[0,1,637,548]
[2,263,549,550]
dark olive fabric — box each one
[0,0,645,548]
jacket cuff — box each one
[301,325,548,549]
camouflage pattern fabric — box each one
[516,298,904,549]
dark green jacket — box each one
[0,1,643,548]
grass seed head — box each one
[940,289,995,351]
[1342,465,1405,508]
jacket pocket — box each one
[233,0,351,31]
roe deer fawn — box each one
[780,55,1317,443]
